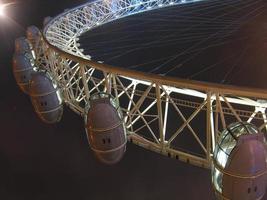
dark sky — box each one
[1,0,267,200]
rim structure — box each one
[35,0,267,168]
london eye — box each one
[9,0,267,199]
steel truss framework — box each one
[33,0,267,168]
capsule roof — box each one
[214,122,260,169]
[26,26,41,43]
[43,16,52,27]
[90,93,119,109]
[15,37,32,54]
[226,134,267,175]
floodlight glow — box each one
[0,4,5,17]
[0,2,16,17]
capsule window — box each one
[108,138,111,144]
[21,75,26,81]
[248,188,251,194]
[254,186,257,192]
[102,139,106,144]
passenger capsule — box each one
[26,26,41,46]
[212,122,267,200]
[12,54,35,94]
[86,93,127,165]
[43,16,52,27]
[15,37,32,55]
[29,71,63,124]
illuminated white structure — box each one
[18,0,267,178]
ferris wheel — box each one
[12,0,267,199]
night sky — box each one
[0,0,266,200]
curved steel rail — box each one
[33,0,267,168]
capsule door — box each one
[251,172,266,199]
[232,180,252,200]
